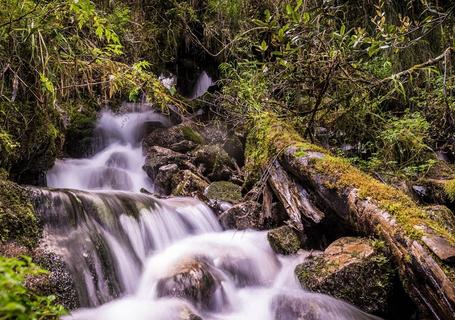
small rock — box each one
[219,201,263,230]
[155,164,179,194]
[267,226,301,255]
[295,237,394,315]
[204,181,242,204]
[156,259,218,309]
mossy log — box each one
[247,113,455,319]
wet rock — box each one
[267,226,301,255]
[171,170,209,197]
[155,164,180,194]
[295,237,394,315]
[204,181,242,204]
[32,246,79,310]
[156,259,217,309]
[192,144,235,181]
[271,294,327,320]
[219,201,263,230]
[143,122,204,153]
[143,146,189,179]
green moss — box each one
[313,155,454,243]
[205,181,242,203]
[181,126,204,144]
[0,179,40,248]
[244,112,325,185]
[443,179,455,202]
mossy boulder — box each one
[0,179,40,248]
[171,170,209,198]
[192,144,235,181]
[142,146,189,180]
[143,122,204,153]
[156,258,218,309]
[267,226,301,255]
[295,237,395,315]
[219,201,263,230]
[204,181,242,204]
[64,112,97,158]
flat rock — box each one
[295,237,395,315]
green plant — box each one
[375,112,432,169]
[0,256,66,319]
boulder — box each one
[142,146,189,180]
[192,145,235,181]
[204,181,242,204]
[219,201,263,230]
[156,259,218,309]
[155,164,179,195]
[295,237,394,315]
[267,226,301,255]
[171,170,209,198]
[200,123,244,164]
[143,122,204,153]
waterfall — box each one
[40,106,381,320]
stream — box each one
[39,106,381,320]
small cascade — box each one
[47,108,170,192]
[41,106,382,319]
[35,188,220,307]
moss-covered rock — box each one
[143,122,204,153]
[295,237,395,315]
[64,112,97,158]
[171,170,209,197]
[0,179,40,248]
[219,201,263,230]
[142,146,189,180]
[204,181,242,204]
[192,144,234,181]
[267,226,300,255]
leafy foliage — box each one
[0,256,66,319]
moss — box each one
[267,226,300,255]
[313,155,454,244]
[0,179,40,248]
[244,112,325,185]
[205,181,242,203]
[181,126,204,144]
[443,179,455,202]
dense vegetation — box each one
[0,0,454,318]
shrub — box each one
[0,256,66,319]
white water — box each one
[45,106,381,320]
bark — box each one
[280,146,455,320]
[268,160,325,231]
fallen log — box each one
[246,113,455,319]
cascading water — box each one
[41,105,381,320]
